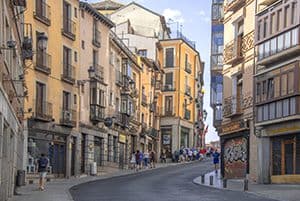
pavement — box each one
[193,170,300,201]
[10,162,189,201]
[70,161,276,201]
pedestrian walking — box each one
[212,149,220,173]
[150,151,156,168]
[37,153,49,191]
[160,151,167,163]
[130,151,136,170]
[135,150,141,171]
[144,150,149,168]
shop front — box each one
[220,120,249,179]
[119,133,127,169]
[161,127,172,158]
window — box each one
[165,73,173,86]
[283,99,289,117]
[263,18,267,38]
[269,102,276,120]
[165,48,174,67]
[63,1,72,32]
[36,82,46,115]
[116,97,120,112]
[107,135,111,161]
[263,105,269,121]
[274,76,280,98]
[291,3,296,25]
[256,83,261,103]
[74,51,77,62]
[81,40,85,49]
[109,51,114,65]
[262,81,267,101]
[281,74,287,96]
[288,71,294,94]
[109,92,113,106]
[277,9,282,31]
[113,136,118,162]
[276,101,282,118]
[63,46,72,77]
[74,94,77,105]
[74,7,77,18]
[138,49,147,57]
[284,32,291,49]
[284,5,289,28]
[93,50,98,66]
[267,78,274,99]
[165,96,173,113]
[63,91,71,110]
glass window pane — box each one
[276,101,282,118]
[278,35,284,51]
[264,40,270,57]
[283,99,289,117]
[259,44,264,60]
[284,31,291,49]
[269,102,276,120]
[257,106,263,122]
[271,38,277,55]
[290,97,296,115]
[292,28,299,46]
[263,105,269,121]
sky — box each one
[87,0,219,143]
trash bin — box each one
[16,170,25,186]
[90,162,97,176]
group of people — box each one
[172,147,205,163]
[130,150,156,170]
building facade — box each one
[210,0,224,133]
[221,0,256,180]
[254,0,300,184]
[24,0,81,179]
[157,39,203,158]
[79,2,117,175]
[0,0,25,200]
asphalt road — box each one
[70,161,277,201]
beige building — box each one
[79,2,116,174]
[0,1,26,200]
[221,0,256,180]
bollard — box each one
[244,179,248,191]
[209,175,213,186]
[201,175,205,184]
[223,179,227,188]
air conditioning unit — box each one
[63,111,72,121]
[13,0,26,7]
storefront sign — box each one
[267,125,300,136]
[221,120,246,134]
[119,134,126,144]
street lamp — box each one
[37,32,48,51]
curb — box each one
[192,176,281,201]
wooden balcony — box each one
[162,83,176,92]
[33,100,53,121]
[223,95,243,118]
[185,63,192,74]
[90,104,105,122]
[34,0,51,26]
[35,51,51,75]
[91,64,104,83]
[60,109,77,127]
[184,109,191,120]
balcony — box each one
[162,107,175,117]
[115,71,124,86]
[60,109,77,127]
[61,63,75,84]
[184,109,191,120]
[34,0,51,26]
[90,104,105,122]
[130,88,138,98]
[62,18,76,41]
[155,80,162,91]
[185,85,192,97]
[91,64,104,83]
[257,27,300,66]
[142,94,147,106]
[162,84,176,92]
[33,100,53,121]
[185,63,192,74]
[224,0,246,12]
[92,29,101,48]
[115,112,129,127]
[223,95,243,118]
[35,51,51,74]
[148,128,159,138]
[149,102,156,113]
[224,35,243,64]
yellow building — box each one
[138,56,163,156]
[24,0,81,178]
[157,39,202,158]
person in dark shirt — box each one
[37,153,49,191]
[212,149,220,173]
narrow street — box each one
[70,161,277,201]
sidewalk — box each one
[193,170,300,201]
[10,162,182,201]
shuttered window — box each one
[165,73,173,85]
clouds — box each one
[197,10,210,23]
[163,8,185,24]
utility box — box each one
[90,162,97,176]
